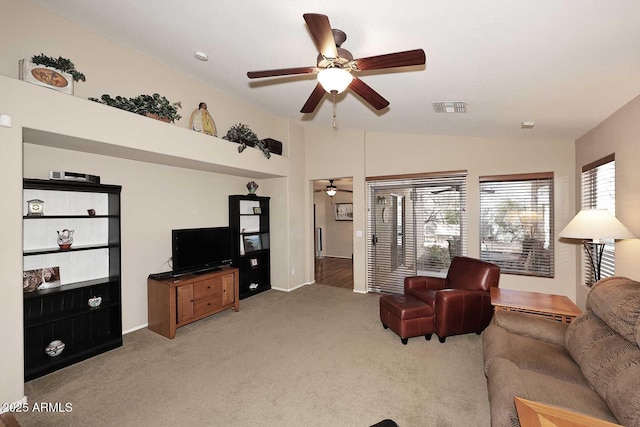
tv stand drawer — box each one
[193,278,222,300]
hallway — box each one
[314,257,353,290]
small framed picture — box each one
[253,206,262,215]
[243,234,262,253]
[250,258,258,267]
[23,266,61,293]
[335,203,353,221]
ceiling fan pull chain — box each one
[332,91,337,129]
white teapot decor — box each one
[57,229,74,249]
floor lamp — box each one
[559,209,635,284]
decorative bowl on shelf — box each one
[88,296,102,308]
[45,340,65,357]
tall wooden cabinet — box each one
[229,195,271,299]
[22,179,122,381]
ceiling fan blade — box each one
[300,83,326,113]
[353,49,426,71]
[349,77,389,110]
[303,13,338,59]
[247,66,316,79]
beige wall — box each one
[22,144,258,329]
[0,120,24,408]
[303,130,577,297]
[0,0,287,144]
[324,192,354,258]
[304,128,366,292]
[313,187,354,259]
[574,95,640,307]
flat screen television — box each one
[172,226,233,275]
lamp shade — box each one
[559,209,635,242]
[317,68,353,94]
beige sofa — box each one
[482,276,640,427]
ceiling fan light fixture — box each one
[317,68,353,94]
[325,180,338,197]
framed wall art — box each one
[335,203,353,221]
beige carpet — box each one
[17,285,491,427]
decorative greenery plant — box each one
[31,54,86,82]
[89,93,182,123]
[223,123,271,159]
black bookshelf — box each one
[229,195,271,299]
[23,179,122,381]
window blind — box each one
[581,155,615,285]
[366,171,467,294]
[479,172,554,277]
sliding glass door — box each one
[367,173,467,294]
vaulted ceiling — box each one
[30,0,640,141]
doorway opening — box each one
[313,177,354,290]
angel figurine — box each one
[189,102,217,136]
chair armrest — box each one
[404,276,446,294]
[435,288,488,308]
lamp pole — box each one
[583,241,606,284]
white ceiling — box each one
[30,0,640,141]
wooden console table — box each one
[491,288,581,323]
[147,267,239,339]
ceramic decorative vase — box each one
[57,229,74,249]
[45,340,65,357]
[247,181,258,195]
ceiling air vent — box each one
[432,101,467,113]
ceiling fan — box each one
[247,13,426,114]
[315,179,353,197]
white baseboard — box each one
[324,255,352,259]
[123,323,148,335]
[352,289,367,295]
[271,281,314,292]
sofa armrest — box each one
[494,310,568,347]
[404,276,446,294]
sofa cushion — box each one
[587,276,640,346]
[483,324,588,387]
[486,358,617,427]
[493,310,568,347]
[565,309,640,427]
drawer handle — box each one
[207,286,211,289]
[207,302,211,306]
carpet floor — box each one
[17,284,491,427]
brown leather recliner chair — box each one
[404,256,500,343]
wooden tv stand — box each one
[147,267,239,339]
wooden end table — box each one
[515,397,622,427]
[490,288,581,323]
